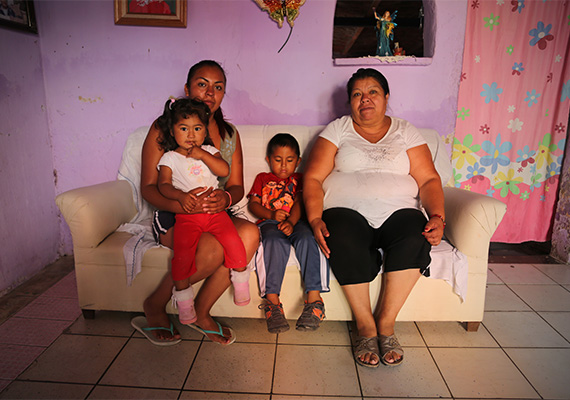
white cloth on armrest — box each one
[118,221,160,286]
[118,126,155,224]
[427,240,468,301]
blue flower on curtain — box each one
[481,82,503,103]
[486,188,496,197]
[511,0,525,14]
[516,145,536,166]
[466,162,486,182]
[529,21,554,49]
[561,79,570,102]
[480,134,512,173]
[524,89,541,107]
[546,162,561,183]
[512,62,524,75]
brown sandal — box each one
[378,334,404,366]
[353,336,380,368]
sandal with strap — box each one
[353,336,380,368]
[378,334,404,366]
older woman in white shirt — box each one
[303,68,445,367]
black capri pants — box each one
[322,207,431,285]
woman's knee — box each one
[234,217,260,257]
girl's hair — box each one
[186,60,234,141]
[346,68,390,101]
[266,133,300,158]
[156,98,213,152]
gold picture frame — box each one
[114,0,187,28]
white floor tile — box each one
[484,284,532,311]
[0,381,92,399]
[489,264,556,284]
[100,338,200,389]
[359,347,450,398]
[417,321,498,347]
[486,269,503,284]
[278,320,351,346]
[538,311,570,341]
[506,348,570,399]
[89,385,179,399]
[533,263,570,284]
[431,347,539,398]
[273,344,360,397]
[508,284,570,311]
[483,311,569,348]
[185,342,275,393]
[181,392,269,400]
[18,335,127,384]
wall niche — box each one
[333,0,435,65]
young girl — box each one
[156,98,250,325]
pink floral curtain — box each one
[454,0,570,243]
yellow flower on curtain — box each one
[494,169,523,197]
[452,134,481,169]
[535,133,557,169]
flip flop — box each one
[131,316,181,346]
[378,334,404,366]
[188,321,236,345]
[353,336,380,368]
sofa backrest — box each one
[118,124,452,224]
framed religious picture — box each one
[0,0,37,33]
[114,0,187,27]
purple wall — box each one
[0,28,60,294]
[0,0,470,291]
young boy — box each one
[248,133,329,333]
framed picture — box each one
[114,0,187,28]
[0,0,37,33]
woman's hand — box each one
[202,188,230,214]
[278,220,294,236]
[422,217,444,246]
[309,218,330,258]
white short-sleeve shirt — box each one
[320,115,426,228]
[157,145,220,193]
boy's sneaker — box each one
[296,300,325,331]
[259,303,290,333]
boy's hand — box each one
[178,192,198,213]
[272,209,290,222]
[278,220,294,236]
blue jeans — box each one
[255,219,329,297]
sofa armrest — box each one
[55,180,137,248]
[443,187,507,258]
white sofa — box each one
[55,124,507,331]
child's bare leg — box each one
[306,290,322,303]
[174,278,190,291]
[266,293,280,305]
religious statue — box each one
[373,8,397,57]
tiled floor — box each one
[1,255,570,399]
